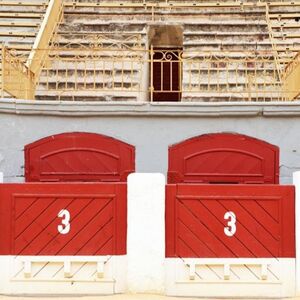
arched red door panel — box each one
[25,132,135,182]
[168,133,279,184]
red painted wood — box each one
[165,184,295,258]
[0,183,127,255]
[168,133,279,184]
[25,132,135,182]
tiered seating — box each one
[0,0,49,58]
[0,0,49,99]
[268,9,300,62]
[1,0,298,101]
[35,1,149,101]
[36,1,280,101]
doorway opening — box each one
[148,25,183,102]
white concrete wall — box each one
[127,173,165,293]
[294,171,300,296]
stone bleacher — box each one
[1,0,300,101]
[0,0,49,58]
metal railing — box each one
[1,46,35,99]
[26,0,64,79]
[0,46,298,102]
[283,52,300,100]
[265,3,283,80]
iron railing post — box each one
[1,44,5,98]
[150,45,154,102]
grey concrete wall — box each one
[1,101,300,184]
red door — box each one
[25,132,135,182]
[168,133,279,184]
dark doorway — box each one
[148,25,183,102]
[152,47,182,102]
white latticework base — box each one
[0,255,126,295]
[165,257,295,298]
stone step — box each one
[37,81,140,89]
[39,65,278,73]
[273,32,300,38]
[0,7,47,13]
[0,20,40,27]
[183,45,274,51]
[181,95,283,102]
[34,89,139,101]
[37,72,278,85]
[40,67,140,75]
[63,0,295,4]
[184,20,268,29]
[0,2,46,57]
[63,9,267,17]
[0,26,38,34]
[184,31,268,36]
[56,32,146,43]
[0,0,47,5]
[181,78,280,85]
[184,35,269,43]
[0,12,43,19]
[44,54,145,64]
[59,22,147,32]
[271,22,300,28]
[0,36,36,43]
[38,74,141,84]
[62,18,267,28]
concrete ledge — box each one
[1,99,300,117]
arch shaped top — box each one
[25,132,135,182]
[168,133,279,184]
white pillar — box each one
[293,171,300,295]
[127,173,165,293]
[0,172,3,183]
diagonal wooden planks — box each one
[166,184,295,258]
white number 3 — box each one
[224,211,236,237]
[58,209,71,234]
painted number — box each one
[58,209,70,234]
[224,211,236,237]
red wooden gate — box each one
[0,183,126,256]
[168,133,279,184]
[25,132,135,182]
[166,184,295,258]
